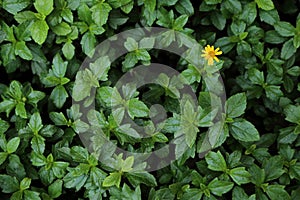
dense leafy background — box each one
[0,0,300,199]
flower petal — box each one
[215,51,222,55]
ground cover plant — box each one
[0,0,300,199]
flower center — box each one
[208,51,215,57]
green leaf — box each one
[173,15,188,30]
[266,185,290,200]
[204,0,221,5]
[31,134,45,153]
[15,41,33,60]
[117,123,139,138]
[50,86,68,109]
[259,9,279,25]
[11,191,23,200]
[52,53,68,78]
[241,2,257,25]
[63,171,88,191]
[182,188,203,200]
[31,20,49,45]
[237,41,252,57]
[197,107,218,127]
[226,93,247,118]
[16,102,27,118]
[230,119,260,142]
[62,42,75,60]
[284,105,300,124]
[287,66,300,76]
[223,0,242,14]
[229,167,251,185]
[0,119,10,134]
[265,85,283,100]
[51,22,72,36]
[0,100,16,117]
[157,8,174,28]
[0,152,8,165]
[126,171,157,187]
[52,162,69,178]
[227,151,242,169]
[29,112,43,133]
[248,68,264,85]
[293,33,300,48]
[7,137,20,154]
[48,179,63,198]
[290,162,300,180]
[91,2,112,26]
[49,112,68,125]
[9,80,23,100]
[14,11,36,23]
[34,0,53,16]
[24,190,41,200]
[27,90,45,105]
[72,69,98,101]
[20,177,31,190]
[249,165,265,186]
[139,37,155,49]
[274,22,295,37]
[128,98,149,118]
[110,183,141,200]
[255,0,274,10]
[205,151,227,172]
[135,49,150,61]
[2,0,31,14]
[30,152,46,166]
[121,156,134,172]
[231,21,246,35]
[208,178,234,196]
[263,156,285,181]
[211,12,226,30]
[215,37,235,54]
[80,32,96,57]
[124,37,138,51]
[109,10,129,28]
[265,30,287,44]
[175,0,194,16]
[0,175,19,193]
[281,39,297,60]
[122,52,138,69]
[0,43,15,67]
[120,1,133,14]
[0,132,9,153]
[103,172,122,188]
[7,154,26,180]
[70,146,89,162]
[181,125,198,148]
[61,8,73,23]
[232,187,250,200]
[90,56,111,81]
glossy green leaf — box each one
[255,0,274,11]
[34,0,53,16]
[103,172,122,188]
[205,151,227,172]
[31,20,49,45]
[230,120,260,142]
[7,137,20,154]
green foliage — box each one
[0,0,299,199]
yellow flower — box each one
[201,45,222,65]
